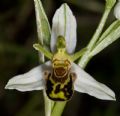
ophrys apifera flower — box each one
[5,3,115,101]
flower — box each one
[114,0,120,19]
[5,3,116,101]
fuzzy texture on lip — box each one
[54,67,67,77]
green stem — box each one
[44,91,51,116]
[51,102,67,116]
[43,91,55,116]
[88,7,111,50]
[78,6,111,68]
[33,43,53,60]
[71,47,87,61]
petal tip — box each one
[4,81,10,89]
[109,92,116,101]
[4,84,8,89]
[73,63,116,101]
[4,82,14,90]
[114,2,120,20]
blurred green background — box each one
[0,0,120,116]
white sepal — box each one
[5,61,52,92]
[114,1,120,20]
[72,63,116,100]
[51,3,77,54]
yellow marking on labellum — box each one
[45,36,76,101]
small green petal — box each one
[34,0,51,62]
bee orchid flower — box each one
[5,3,115,101]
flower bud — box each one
[114,0,120,19]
